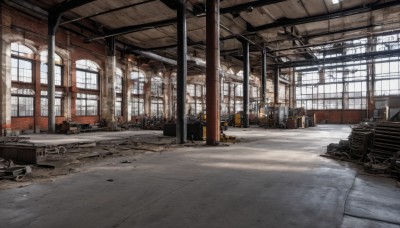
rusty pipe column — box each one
[206,0,220,145]
[176,0,187,144]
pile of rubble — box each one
[0,134,174,184]
[0,158,32,181]
[325,122,400,180]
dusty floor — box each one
[0,125,399,228]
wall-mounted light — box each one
[332,0,340,4]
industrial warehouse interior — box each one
[1,0,400,227]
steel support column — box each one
[242,40,250,128]
[47,13,61,133]
[176,0,187,144]
[260,46,267,124]
[46,0,95,133]
[274,68,279,105]
[261,46,267,104]
[206,0,220,145]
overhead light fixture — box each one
[332,0,340,4]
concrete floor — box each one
[0,125,399,228]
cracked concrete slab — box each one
[342,174,400,227]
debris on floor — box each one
[324,122,400,181]
[0,161,32,182]
[121,159,136,163]
[220,133,239,143]
[0,133,174,188]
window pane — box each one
[11,58,32,82]
[11,96,18,117]
[115,69,123,94]
[131,98,144,116]
[76,71,86,88]
[18,97,34,116]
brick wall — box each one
[3,4,107,132]
[308,110,367,124]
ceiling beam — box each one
[48,0,98,33]
[98,18,177,40]
[60,0,156,25]
[270,48,400,68]
[220,0,286,14]
[247,1,400,32]
[282,26,316,60]
[303,23,396,39]
[50,0,97,15]
[88,0,284,41]
[265,28,400,54]
[160,0,179,10]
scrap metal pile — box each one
[326,122,400,180]
[0,134,172,183]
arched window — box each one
[131,71,145,117]
[76,93,99,116]
[11,43,34,83]
[131,71,145,94]
[75,60,100,116]
[76,60,99,89]
[151,98,163,117]
[131,71,145,81]
[151,76,162,96]
[115,68,123,94]
[131,98,144,116]
[115,68,123,117]
[40,51,63,85]
[41,91,62,116]
[115,97,122,117]
[11,88,35,117]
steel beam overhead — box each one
[247,1,400,32]
[220,0,286,14]
[271,48,400,68]
[88,0,284,41]
[60,0,156,25]
[47,0,96,133]
[49,0,97,15]
[102,18,177,40]
[160,0,179,10]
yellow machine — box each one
[234,114,241,127]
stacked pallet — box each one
[372,122,400,161]
[349,126,373,160]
